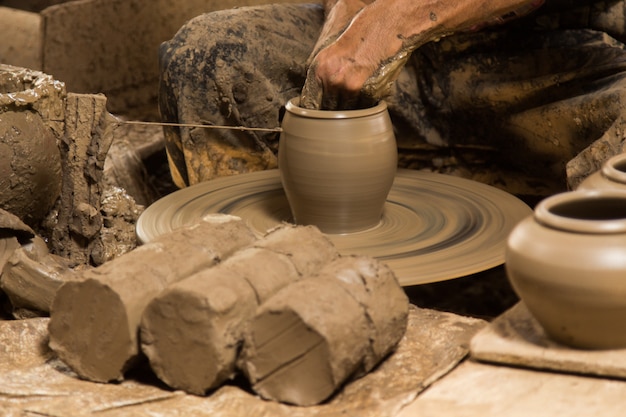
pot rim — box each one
[284,97,387,119]
[534,190,626,234]
[602,152,626,185]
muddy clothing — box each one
[159,1,626,196]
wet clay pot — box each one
[578,152,626,192]
[506,190,626,349]
[0,66,63,227]
[278,98,397,234]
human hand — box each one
[300,0,407,110]
[300,0,545,110]
[306,0,371,68]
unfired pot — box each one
[578,152,626,192]
[0,65,63,227]
[278,98,397,234]
[506,190,626,349]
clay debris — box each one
[140,224,339,395]
[48,214,257,383]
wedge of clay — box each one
[48,214,257,383]
[140,224,339,395]
[1,243,77,318]
[239,255,409,406]
[0,207,79,318]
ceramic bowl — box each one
[506,190,626,349]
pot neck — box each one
[602,153,626,185]
[534,191,626,234]
[285,98,387,119]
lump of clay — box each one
[48,214,257,383]
[1,241,76,319]
[239,255,409,406]
[252,223,339,277]
[0,208,35,270]
[140,224,339,395]
[0,207,76,319]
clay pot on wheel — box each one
[506,190,626,349]
[278,98,397,234]
[578,152,626,192]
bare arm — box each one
[306,0,374,65]
[300,0,545,109]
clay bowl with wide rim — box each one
[506,190,626,349]
[578,152,626,192]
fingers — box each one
[300,67,362,110]
[300,66,323,110]
[301,44,407,110]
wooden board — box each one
[0,305,485,416]
[397,360,626,417]
[470,302,626,379]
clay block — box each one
[48,214,256,383]
[239,255,409,406]
[252,223,339,277]
[317,256,409,373]
[140,224,339,395]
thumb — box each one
[299,64,324,110]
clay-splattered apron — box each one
[159,1,626,196]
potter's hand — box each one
[306,0,371,67]
[300,0,371,109]
[300,0,403,110]
[300,0,545,110]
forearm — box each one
[322,0,373,14]
[307,0,373,64]
[302,0,545,109]
[346,0,544,58]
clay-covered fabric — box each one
[159,1,626,195]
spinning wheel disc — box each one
[136,169,532,286]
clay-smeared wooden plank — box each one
[49,93,114,268]
[48,214,256,383]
